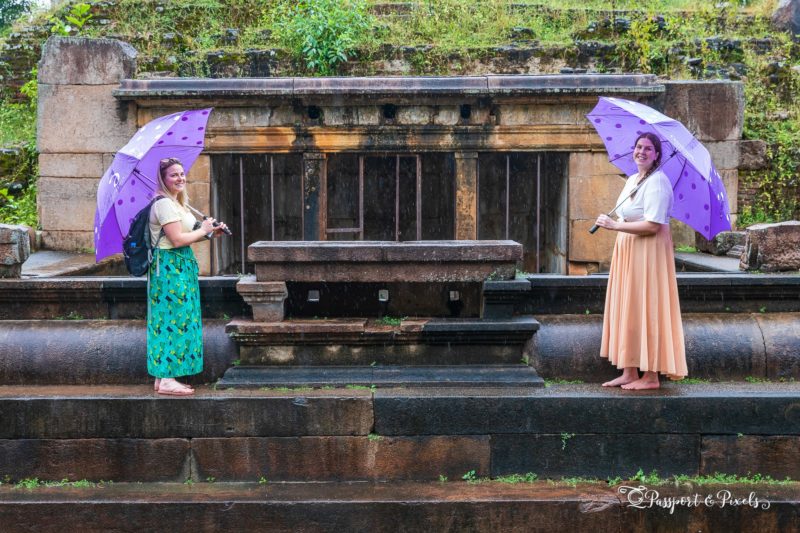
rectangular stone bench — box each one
[239,240,523,321]
[247,240,522,282]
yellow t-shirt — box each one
[148,197,197,249]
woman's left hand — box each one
[212,222,229,236]
[594,214,619,231]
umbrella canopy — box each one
[94,108,213,261]
[586,97,731,240]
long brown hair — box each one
[634,132,662,178]
[157,157,189,207]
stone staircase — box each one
[1,269,800,530]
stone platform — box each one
[2,481,797,532]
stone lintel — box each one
[114,74,663,101]
[236,278,288,322]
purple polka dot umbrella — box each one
[94,108,213,261]
[586,97,732,240]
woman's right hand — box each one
[200,217,216,234]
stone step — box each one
[229,317,539,366]
[0,384,799,483]
[0,481,797,532]
[216,365,544,389]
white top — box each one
[148,197,197,249]
[615,170,673,225]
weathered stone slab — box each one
[701,435,800,479]
[0,438,189,482]
[37,84,137,153]
[695,230,746,255]
[663,81,744,141]
[38,37,137,86]
[569,219,616,263]
[192,436,489,481]
[741,221,800,272]
[531,314,768,382]
[569,174,626,220]
[236,279,288,321]
[0,390,373,438]
[38,153,105,178]
[706,140,741,170]
[37,177,97,232]
[568,151,624,178]
[249,241,522,282]
[739,139,768,170]
[39,230,94,252]
[0,225,30,278]
[373,386,800,436]
[492,434,699,478]
[0,320,235,385]
[758,313,800,380]
[772,0,800,36]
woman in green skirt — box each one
[148,157,228,396]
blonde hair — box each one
[157,157,189,207]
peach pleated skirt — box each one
[600,224,687,380]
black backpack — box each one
[122,195,165,276]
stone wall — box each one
[36,38,748,275]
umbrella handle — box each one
[589,224,600,234]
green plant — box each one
[462,470,477,482]
[258,476,268,484]
[268,0,375,76]
[50,2,93,36]
[631,468,662,484]
[677,377,711,384]
[184,478,194,485]
[560,432,575,450]
[367,433,383,441]
[675,245,697,253]
[376,316,404,326]
[14,478,40,490]
[494,472,538,484]
[745,376,769,383]
[206,476,216,483]
[544,379,584,387]
[438,475,448,483]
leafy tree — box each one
[0,0,33,30]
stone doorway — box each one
[210,151,567,275]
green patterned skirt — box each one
[147,246,203,378]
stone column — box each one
[37,37,137,252]
[454,152,478,240]
[302,152,326,241]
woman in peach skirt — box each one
[594,132,687,390]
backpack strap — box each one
[148,195,166,277]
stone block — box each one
[269,106,299,126]
[38,37,137,85]
[187,182,209,215]
[669,219,696,248]
[40,230,94,251]
[356,106,381,126]
[191,240,212,276]
[569,174,626,220]
[433,106,459,125]
[492,434,699,478]
[396,106,432,125]
[705,141,740,170]
[759,313,800,380]
[0,438,189,482]
[37,177,98,232]
[321,106,350,126]
[695,230,746,255]
[38,84,137,153]
[701,435,800,479]
[771,0,800,35]
[1,394,373,438]
[569,219,616,263]
[38,153,105,178]
[662,80,744,141]
[498,104,588,126]
[719,168,738,214]
[0,224,29,278]
[187,154,211,184]
[741,221,800,272]
[192,436,490,481]
[236,278,288,321]
[568,151,622,178]
[739,140,768,170]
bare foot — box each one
[621,377,660,390]
[602,368,640,387]
[156,378,194,396]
